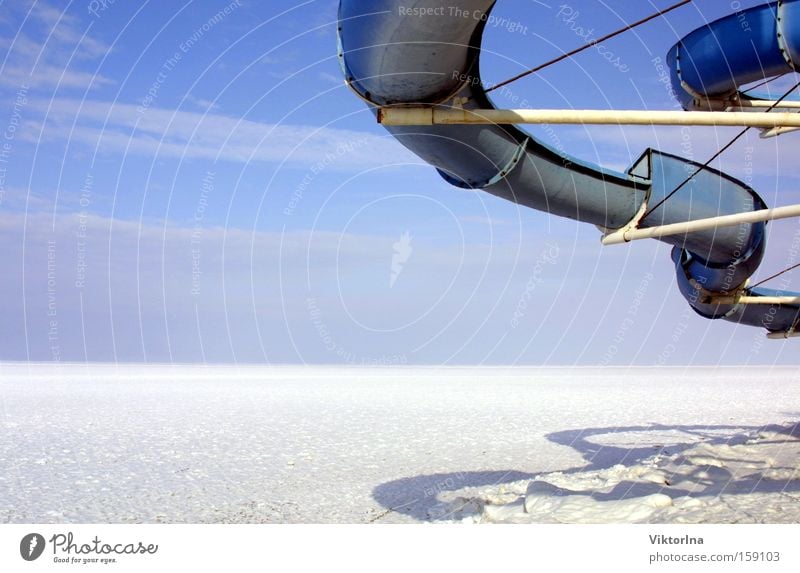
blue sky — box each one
[0,0,798,365]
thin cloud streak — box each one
[21,97,415,169]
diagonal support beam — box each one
[601,204,800,245]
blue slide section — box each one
[338,0,800,336]
[668,1,800,110]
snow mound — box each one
[430,424,800,524]
[522,482,672,523]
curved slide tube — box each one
[338,0,800,335]
[668,0,800,111]
[664,0,800,332]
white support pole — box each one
[601,204,800,245]
[760,125,800,138]
[724,99,800,109]
[378,107,800,128]
[767,331,800,339]
[705,295,800,305]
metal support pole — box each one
[766,331,800,339]
[760,125,800,138]
[378,107,800,128]
[704,295,800,305]
[726,99,800,109]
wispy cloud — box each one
[30,2,110,60]
[21,97,414,169]
[0,1,113,90]
[318,71,343,85]
[2,65,112,90]
[185,93,220,112]
[458,215,514,227]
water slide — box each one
[668,1,800,112]
[337,0,800,336]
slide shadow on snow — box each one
[540,420,800,505]
[546,420,800,471]
[372,470,535,521]
[547,422,763,472]
[372,421,800,521]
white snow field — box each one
[1,363,799,524]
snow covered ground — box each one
[1,363,798,524]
